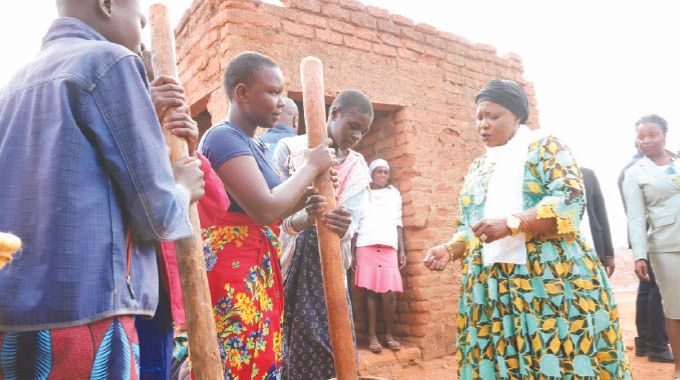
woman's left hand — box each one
[398,250,406,270]
[322,206,352,237]
[634,259,650,282]
[472,218,511,244]
[604,256,616,278]
[150,75,186,118]
[304,191,327,220]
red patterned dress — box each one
[195,122,284,380]
[201,212,283,380]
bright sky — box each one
[2,1,679,247]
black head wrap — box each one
[475,80,529,124]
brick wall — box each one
[175,0,539,360]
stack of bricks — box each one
[174,0,539,360]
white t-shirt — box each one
[356,186,403,249]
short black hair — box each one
[635,114,668,135]
[223,51,279,101]
[330,89,374,119]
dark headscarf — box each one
[475,80,529,124]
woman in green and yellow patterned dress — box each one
[424,80,632,379]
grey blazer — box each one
[622,155,680,260]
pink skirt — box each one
[354,245,403,293]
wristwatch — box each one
[506,214,522,236]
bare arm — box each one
[351,233,358,271]
[423,239,465,271]
[397,226,406,269]
[215,142,332,225]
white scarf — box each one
[482,125,546,266]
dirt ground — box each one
[364,250,674,379]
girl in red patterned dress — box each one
[194,52,350,380]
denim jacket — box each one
[0,18,192,331]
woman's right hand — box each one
[163,106,199,156]
[423,245,450,271]
[303,138,335,175]
[634,259,650,282]
[173,156,205,203]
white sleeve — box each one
[622,170,649,261]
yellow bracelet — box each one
[444,242,456,261]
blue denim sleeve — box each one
[85,55,192,241]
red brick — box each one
[415,22,438,35]
[409,301,433,312]
[282,20,314,38]
[220,0,259,11]
[321,3,350,22]
[379,32,402,47]
[403,213,428,228]
[503,52,523,69]
[400,313,431,325]
[401,27,424,42]
[315,28,343,45]
[208,10,229,29]
[354,27,378,42]
[338,0,365,11]
[423,45,445,59]
[425,34,445,49]
[350,12,377,29]
[285,0,321,13]
[397,47,418,61]
[328,19,353,34]
[366,5,390,19]
[402,39,424,54]
[296,12,328,28]
[409,275,444,288]
[225,8,279,29]
[376,19,399,36]
[391,14,414,26]
[411,325,428,337]
[344,35,371,51]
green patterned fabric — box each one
[454,135,632,379]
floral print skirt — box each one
[200,212,283,380]
[456,248,632,380]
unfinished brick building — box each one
[174,0,539,363]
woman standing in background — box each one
[623,114,680,380]
[354,159,406,353]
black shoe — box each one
[647,348,674,363]
[635,337,648,357]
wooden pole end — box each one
[149,3,168,14]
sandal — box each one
[368,342,383,353]
[384,339,401,351]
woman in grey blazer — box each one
[623,114,680,379]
